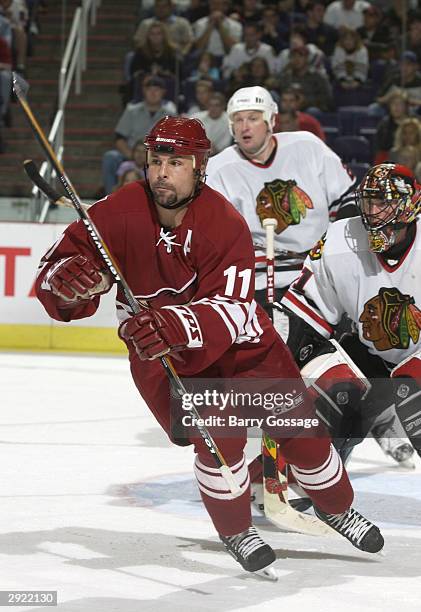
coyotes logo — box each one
[256,179,313,234]
[359,287,421,351]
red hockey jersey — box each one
[36,180,287,379]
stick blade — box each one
[12,71,30,99]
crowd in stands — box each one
[102,0,421,193]
[0,0,41,152]
[1,0,421,195]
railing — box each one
[35,0,102,223]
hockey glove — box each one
[118,305,203,361]
[391,351,421,456]
[45,255,112,306]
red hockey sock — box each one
[280,436,353,514]
[194,453,251,536]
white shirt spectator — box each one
[222,41,275,78]
[191,109,232,154]
[323,0,371,31]
[331,44,369,83]
[276,44,327,77]
[193,15,242,58]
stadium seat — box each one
[332,135,371,163]
[348,162,370,182]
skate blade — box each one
[264,489,337,537]
[254,565,278,581]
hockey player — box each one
[206,85,356,304]
[35,117,383,576]
[206,86,412,466]
[280,163,421,462]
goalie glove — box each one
[391,350,421,455]
[119,304,204,361]
[44,255,112,307]
[301,339,371,439]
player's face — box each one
[148,152,195,207]
[232,110,271,156]
[361,196,399,228]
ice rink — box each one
[1,351,421,612]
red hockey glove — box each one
[45,255,112,306]
[119,305,203,360]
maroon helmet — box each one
[144,116,211,176]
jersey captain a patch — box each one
[359,288,421,352]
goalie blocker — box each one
[272,302,371,454]
[391,349,421,456]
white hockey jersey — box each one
[206,132,355,290]
[282,216,421,366]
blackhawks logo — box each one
[359,287,421,351]
[309,233,327,260]
[256,178,313,234]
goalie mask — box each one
[356,163,421,253]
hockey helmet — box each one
[356,163,421,252]
[144,116,211,178]
[227,86,278,136]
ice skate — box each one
[219,526,277,579]
[314,506,384,553]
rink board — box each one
[0,222,125,352]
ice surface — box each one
[1,352,421,611]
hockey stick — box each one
[261,218,333,536]
[23,160,90,211]
[15,82,241,498]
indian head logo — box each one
[256,179,313,234]
[359,287,421,351]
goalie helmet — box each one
[144,116,211,178]
[356,163,421,252]
[227,86,278,136]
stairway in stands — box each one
[0,0,137,200]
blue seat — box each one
[338,106,371,136]
[333,135,372,163]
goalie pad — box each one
[391,350,421,455]
[301,339,371,441]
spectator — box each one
[102,76,175,194]
[246,56,276,89]
[275,24,327,77]
[389,117,421,169]
[304,1,338,57]
[324,0,371,31]
[374,90,409,164]
[191,91,231,154]
[377,51,421,109]
[408,12,421,65]
[116,141,147,181]
[182,0,209,23]
[279,46,333,112]
[222,22,275,79]
[133,0,194,56]
[382,0,408,46]
[331,27,369,89]
[276,108,300,132]
[185,78,214,114]
[193,0,243,60]
[114,165,144,192]
[225,61,250,97]
[260,5,284,54]
[188,51,221,82]
[130,22,177,83]
[275,86,326,140]
[230,0,263,24]
[0,0,28,74]
[357,5,391,61]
